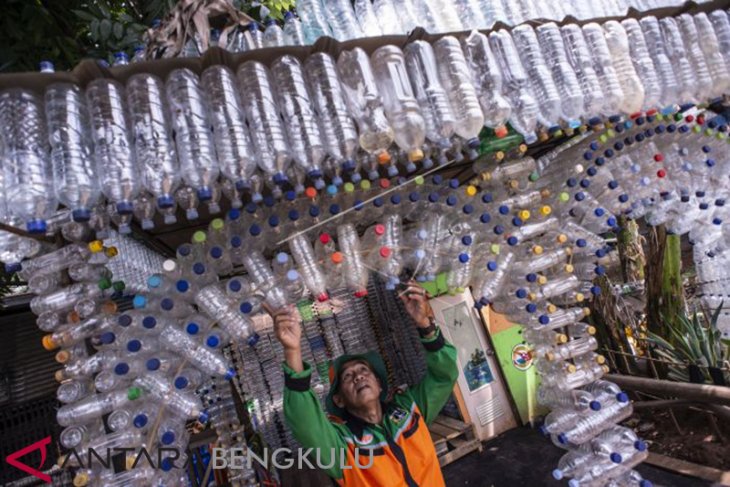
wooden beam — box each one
[644,452,730,484]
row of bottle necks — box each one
[5,8,730,232]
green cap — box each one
[360,180,371,190]
[113,281,126,292]
[98,277,112,290]
[211,218,225,231]
[127,387,142,400]
[559,192,570,202]
[529,171,540,182]
[192,231,207,244]
[325,351,388,417]
[490,244,501,255]
[414,175,425,185]
[343,182,355,193]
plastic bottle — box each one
[511,24,562,128]
[454,0,487,29]
[304,53,359,179]
[372,0,402,35]
[201,65,257,194]
[559,25,606,118]
[57,379,94,404]
[133,374,207,422]
[620,19,662,110]
[424,0,463,32]
[488,30,539,143]
[296,0,331,44]
[263,18,285,47]
[693,13,730,98]
[283,11,306,46]
[639,16,680,107]
[473,250,516,306]
[354,0,382,38]
[370,45,426,166]
[403,41,455,157]
[601,21,645,114]
[677,14,714,102]
[658,17,696,104]
[31,282,107,316]
[126,72,179,212]
[165,68,220,205]
[159,324,235,378]
[237,61,291,186]
[337,47,395,164]
[57,387,142,426]
[42,62,100,222]
[536,23,585,125]
[537,386,602,412]
[85,78,139,216]
[241,250,289,310]
[558,400,634,446]
[243,21,263,51]
[326,0,363,41]
[462,31,511,131]
[337,223,369,297]
[289,234,329,301]
[710,10,730,74]
[433,36,484,159]
[272,55,326,188]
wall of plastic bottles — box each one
[2,1,729,486]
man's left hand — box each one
[398,281,433,329]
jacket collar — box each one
[342,401,391,439]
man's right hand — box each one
[263,303,304,373]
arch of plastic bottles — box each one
[4,5,730,487]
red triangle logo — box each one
[5,436,52,483]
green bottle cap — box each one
[98,277,112,290]
[360,180,371,191]
[414,175,425,185]
[559,192,570,202]
[343,182,355,193]
[193,231,207,244]
[127,387,142,400]
[529,172,540,182]
[490,244,500,255]
[113,281,126,292]
[211,218,224,231]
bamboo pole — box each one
[605,374,730,405]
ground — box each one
[442,426,711,487]
[629,408,730,471]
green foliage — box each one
[646,304,730,383]
[257,0,297,20]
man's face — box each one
[333,360,382,411]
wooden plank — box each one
[451,381,472,425]
[644,452,730,484]
[428,422,462,441]
[437,438,482,467]
[429,431,447,445]
[433,415,470,432]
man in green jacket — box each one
[266,282,459,486]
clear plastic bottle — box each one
[289,234,329,301]
[511,25,562,129]
[425,0,463,32]
[677,14,714,102]
[133,374,207,422]
[237,61,291,186]
[0,89,57,232]
[85,78,139,215]
[337,47,395,163]
[403,41,455,158]
[126,72,180,212]
[159,323,235,378]
[243,21,263,50]
[462,31,511,131]
[201,65,257,193]
[601,21,645,114]
[296,0,331,44]
[659,17,696,104]
[304,53,359,178]
[337,223,370,297]
[354,0,382,37]
[639,16,680,107]
[57,387,142,426]
[433,36,485,159]
[370,45,426,165]
[283,11,306,46]
[710,10,730,72]
[473,250,516,306]
[620,19,662,109]
[537,386,601,412]
[263,18,285,47]
[326,0,363,41]
[165,68,220,204]
[31,282,106,316]
[560,25,606,118]
[241,250,289,310]
[693,12,730,98]
[42,62,100,223]
[372,0,402,35]
[454,0,487,29]
[272,55,326,188]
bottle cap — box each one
[127,387,142,400]
[42,335,58,351]
[379,247,391,258]
[377,151,391,164]
[73,472,89,487]
[192,231,206,244]
[55,350,70,363]
[408,149,424,162]
[331,252,344,264]
[532,245,544,255]
[175,376,189,389]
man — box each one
[265,282,459,486]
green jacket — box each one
[283,329,459,485]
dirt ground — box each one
[629,408,730,471]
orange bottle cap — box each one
[377,151,391,164]
[331,252,344,264]
[305,187,318,199]
[42,335,58,351]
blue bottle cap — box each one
[515,288,527,299]
[231,235,242,248]
[526,303,537,313]
[249,223,262,236]
[580,179,591,188]
[197,187,212,201]
[373,197,384,208]
[480,213,491,224]
[116,201,134,214]
[493,225,504,235]
[132,295,147,308]
[558,433,568,444]
[635,440,647,452]
[225,368,236,381]
[272,172,288,185]
[329,204,341,215]
[507,236,518,246]
[462,235,473,246]
[134,414,148,428]
[174,376,189,389]
[458,253,469,263]
[428,192,440,203]
[146,358,161,371]
[198,411,209,423]
[538,315,550,325]
[142,316,157,329]
[99,332,116,344]
[288,209,300,221]
[590,400,601,411]
[574,192,585,201]
[462,204,474,215]
[186,322,200,335]
[268,215,280,227]
[240,302,253,314]
[72,208,92,222]
[206,335,220,348]
[616,392,629,403]
[309,206,320,217]
[160,298,174,310]
[390,194,402,205]
[26,219,47,234]
[526,273,537,282]
[127,340,142,352]
[114,363,130,375]
[595,156,605,166]
[576,238,587,248]
[610,453,622,463]
[176,280,190,293]
[608,180,619,189]
[161,431,176,445]
[5,263,21,274]
[512,217,522,227]
[193,263,206,275]
[118,314,133,327]
[552,469,564,480]
[247,332,261,347]
[486,261,498,271]
[157,195,175,209]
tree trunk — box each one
[617,215,645,283]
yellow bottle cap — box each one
[532,245,544,255]
[88,240,104,253]
[540,205,552,216]
[556,234,568,243]
[587,325,597,335]
[537,275,548,285]
[55,370,66,382]
[73,472,89,487]
[547,303,558,314]
[360,180,371,191]
[557,334,568,344]
[508,179,520,190]
[409,149,424,162]
[104,246,118,258]
[42,335,58,351]
[575,293,585,302]
[596,354,606,365]
[566,364,577,373]
[583,307,591,316]
[518,210,530,220]
[465,185,478,197]
[602,365,610,373]
[490,244,500,255]
[539,132,549,142]
[495,150,505,161]
[528,292,538,301]
[518,144,528,154]
[564,264,574,273]
[545,352,555,361]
